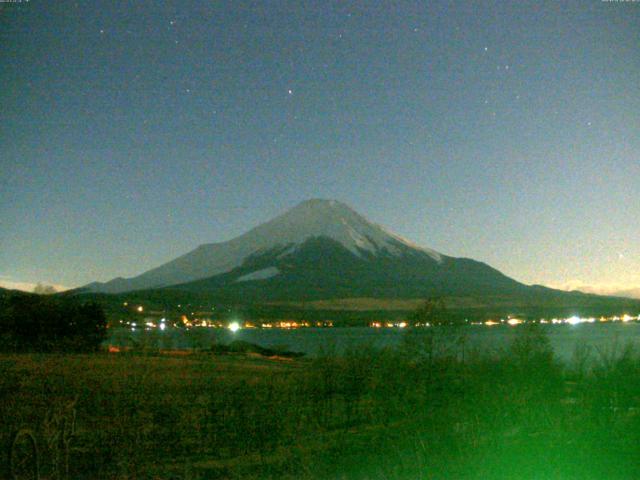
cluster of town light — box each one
[477,314,640,327]
[370,321,409,328]
[123,302,336,329]
[121,302,639,331]
[122,317,170,332]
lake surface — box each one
[109,322,640,362]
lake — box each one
[108,321,640,362]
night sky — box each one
[1,0,639,295]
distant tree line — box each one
[0,292,107,352]
[408,298,450,325]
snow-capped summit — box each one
[233,199,442,261]
[85,199,444,293]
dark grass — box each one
[2,325,640,479]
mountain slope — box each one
[82,199,638,314]
[85,199,444,294]
[171,236,527,302]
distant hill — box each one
[0,286,28,298]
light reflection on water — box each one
[108,322,640,361]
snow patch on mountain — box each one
[384,230,442,262]
[236,267,280,282]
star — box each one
[288,89,293,95]
[99,29,105,35]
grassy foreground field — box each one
[3,327,640,479]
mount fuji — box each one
[82,200,640,315]
[84,199,519,297]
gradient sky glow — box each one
[1,0,639,295]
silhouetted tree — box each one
[408,298,447,326]
[0,294,107,352]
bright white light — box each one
[566,316,581,325]
[228,321,241,333]
[507,318,523,326]
[159,323,166,331]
